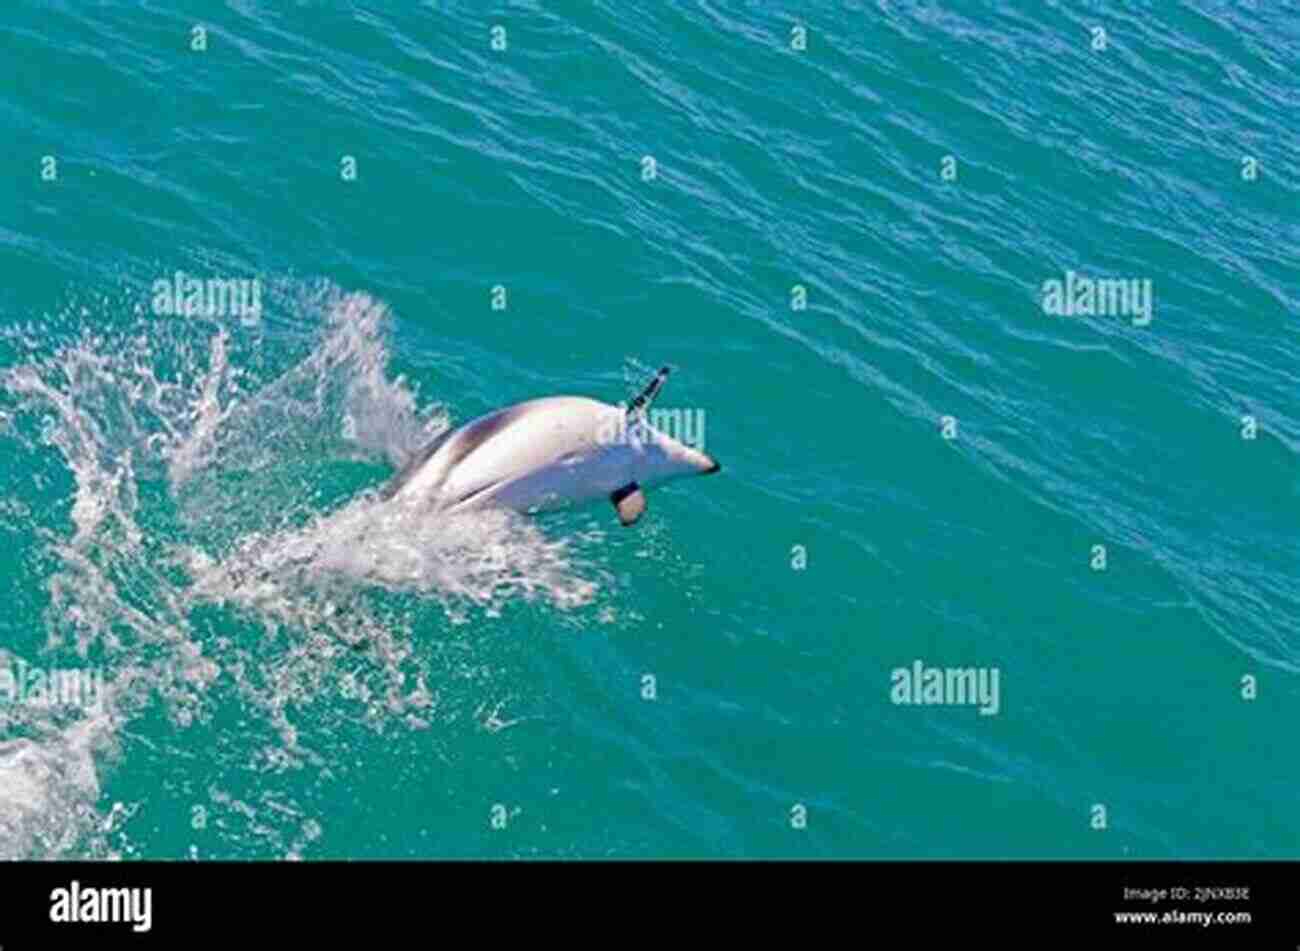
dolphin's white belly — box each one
[465,445,634,513]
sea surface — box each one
[1,1,1297,859]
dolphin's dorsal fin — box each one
[626,366,671,418]
[611,481,646,525]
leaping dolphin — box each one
[381,367,719,525]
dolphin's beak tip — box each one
[704,458,721,475]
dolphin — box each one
[380,367,719,525]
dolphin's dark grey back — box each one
[379,427,455,500]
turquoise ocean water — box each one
[0,2,1297,859]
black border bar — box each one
[0,860,1292,946]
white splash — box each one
[0,284,602,858]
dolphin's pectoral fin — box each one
[610,482,646,526]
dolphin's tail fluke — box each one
[627,365,671,418]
